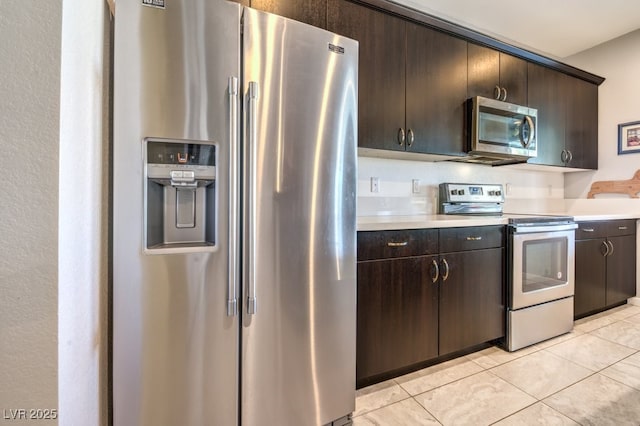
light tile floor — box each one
[353,304,640,425]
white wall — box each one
[358,157,564,216]
[0,2,61,424]
[564,29,640,199]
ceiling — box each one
[392,0,640,59]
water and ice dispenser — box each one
[144,139,217,251]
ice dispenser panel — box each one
[144,139,217,251]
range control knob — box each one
[495,190,502,196]
[488,190,495,196]
[458,190,465,195]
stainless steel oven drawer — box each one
[507,296,574,351]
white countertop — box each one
[357,214,508,231]
[357,204,640,231]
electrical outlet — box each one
[370,177,379,193]
[506,183,512,196]
[412,179,420,194]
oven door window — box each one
[522,237,568,292]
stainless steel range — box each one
[439,183,577,351]
[506,215,577,351]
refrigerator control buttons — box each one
[170,170,196,185]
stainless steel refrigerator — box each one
[112,1,358,425]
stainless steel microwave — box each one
[468,96,538,162]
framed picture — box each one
[618,121,640,154]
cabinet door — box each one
[467,45,527,105]
[565,77,598,169]
[356,256,438,384]
[251,0,326,28]
[574,239,607,318]
[467,43,499,100]
[527,62,566,167]
[438,248,504,356]
[606,235,637,306]
[406,22,467,156]
[328,0,406,152]
[499,53,527,105]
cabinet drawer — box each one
[577,220,636,239]
[607,219,636,237]
[357,229,438,261]
[439,226,504,253]
[576,221,608,239]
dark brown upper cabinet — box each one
[250,0,327,28]
[327,0,407,152]
[565,76,598,169]
[328,0,466,156]
[527,62,598,169]
[406,22,467,156]
[467,44,527,105]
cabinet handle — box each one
[501,87,508,101]
[466,236,482,241]
[431,259,439,283]
[387,241,408,247]
[494,85,501,100]
[407,128,415,147]
[601,240,610,256]
[618,226,628,230]
[560,149,573,164]
[607,240,615,256]
[582,228,595,232]
[397,128,405,146]
[441,258,450,282]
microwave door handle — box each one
[520,115,535,148]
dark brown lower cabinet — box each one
[575,239,607,316]
[438,248,504,355]
[574,220,636,318]
[356,256,438,382]
[356,226,504,387]
[606,234,636,305]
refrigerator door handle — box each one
[247,81,259,315]
[227,76,239,317]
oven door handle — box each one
[511,223,578,233]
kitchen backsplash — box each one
[357,156,565,216]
